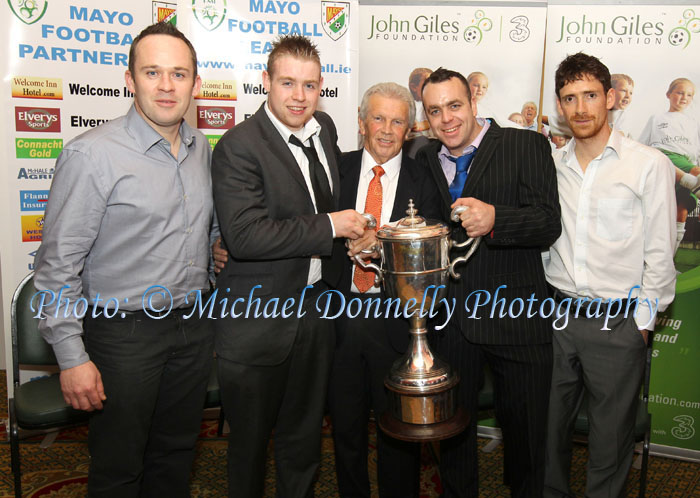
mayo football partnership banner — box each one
[1,1,168,388]
[177,0,360,152]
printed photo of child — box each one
[639,77,700,252]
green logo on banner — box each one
[192,0,226,31]
[206,135,222,149]
[669,9,700,49]
[16,138,63,159]
[322,2,349,41]
[7,0,48,25]
[463,10,493,46]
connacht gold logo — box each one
[7,0,48,25]
[192,0,226,31]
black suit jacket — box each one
[332,149,443,352]
[212,104,341,365]
[416,121,561,345]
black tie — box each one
[289,135,333,213]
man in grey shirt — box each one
[34,22,216,497]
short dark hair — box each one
[555,52,611,99]
[129,22,198,77]
[267,35,320,78]
[421,67,471,101]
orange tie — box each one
[354,166,385,293]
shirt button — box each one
[188,260,193,266]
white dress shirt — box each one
[350,149,402,294]
[264,103,335,285]
[543,130,676,330]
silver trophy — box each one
[356,200,480,441]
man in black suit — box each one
[416,68,561,497]
[211,35,367,498]
[327,82,443,498]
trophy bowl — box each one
[355,200,480,442]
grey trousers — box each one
[544,309,646,498]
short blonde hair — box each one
[467,71,489,85]
[267,35,320,78]
[667,77,695,96]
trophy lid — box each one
[377,200,449,240]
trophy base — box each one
[378,407,469,442]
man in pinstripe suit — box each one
[416,68,561,498]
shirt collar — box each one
[438,117,489,160]
[265,101,321,145]
[125,104,196,153]
[361,148,401,181]
[561,124,622,167]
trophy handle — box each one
[448,206,481,279]
[353,213,383,286]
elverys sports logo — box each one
[7,0,48,24]
[322,2,349,41]
[193,0,227,31]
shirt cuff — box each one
[52,336,90,370]
[633,303,656,331]
[327,213,336,238]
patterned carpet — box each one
[2,372,699,497]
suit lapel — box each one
[340,151,362,211]
[424,141,453,210]
[255,105,310,195]
[391,155,418,220]
[462,121,502,197]
[318,119,341,208]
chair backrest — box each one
[11,272,58,380]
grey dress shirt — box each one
[34,105,217,370]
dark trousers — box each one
[328,309,421,498]
[217,299,335,498]
[84,310,214,498]
[544,312,646,498]
[437,326,553,498]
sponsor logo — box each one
[70,115,109,128]
[153,1,176,25]
[509,15,530,43]
[15,107,61,133]
[552,13,699,47]
[21,214,44,242]
[195,80,237,100]
[463,10,493,45]
[20,190,49,211]
[192,0,226,31]
[206,135,222,149]
[12,76,63,100]
[16,138,63,159]
[197,106,235,129]
[671,414,695,440]
[669,9,700,49]
[7,0,48,25]
[17,167,54,180]
[322,2,349,41]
